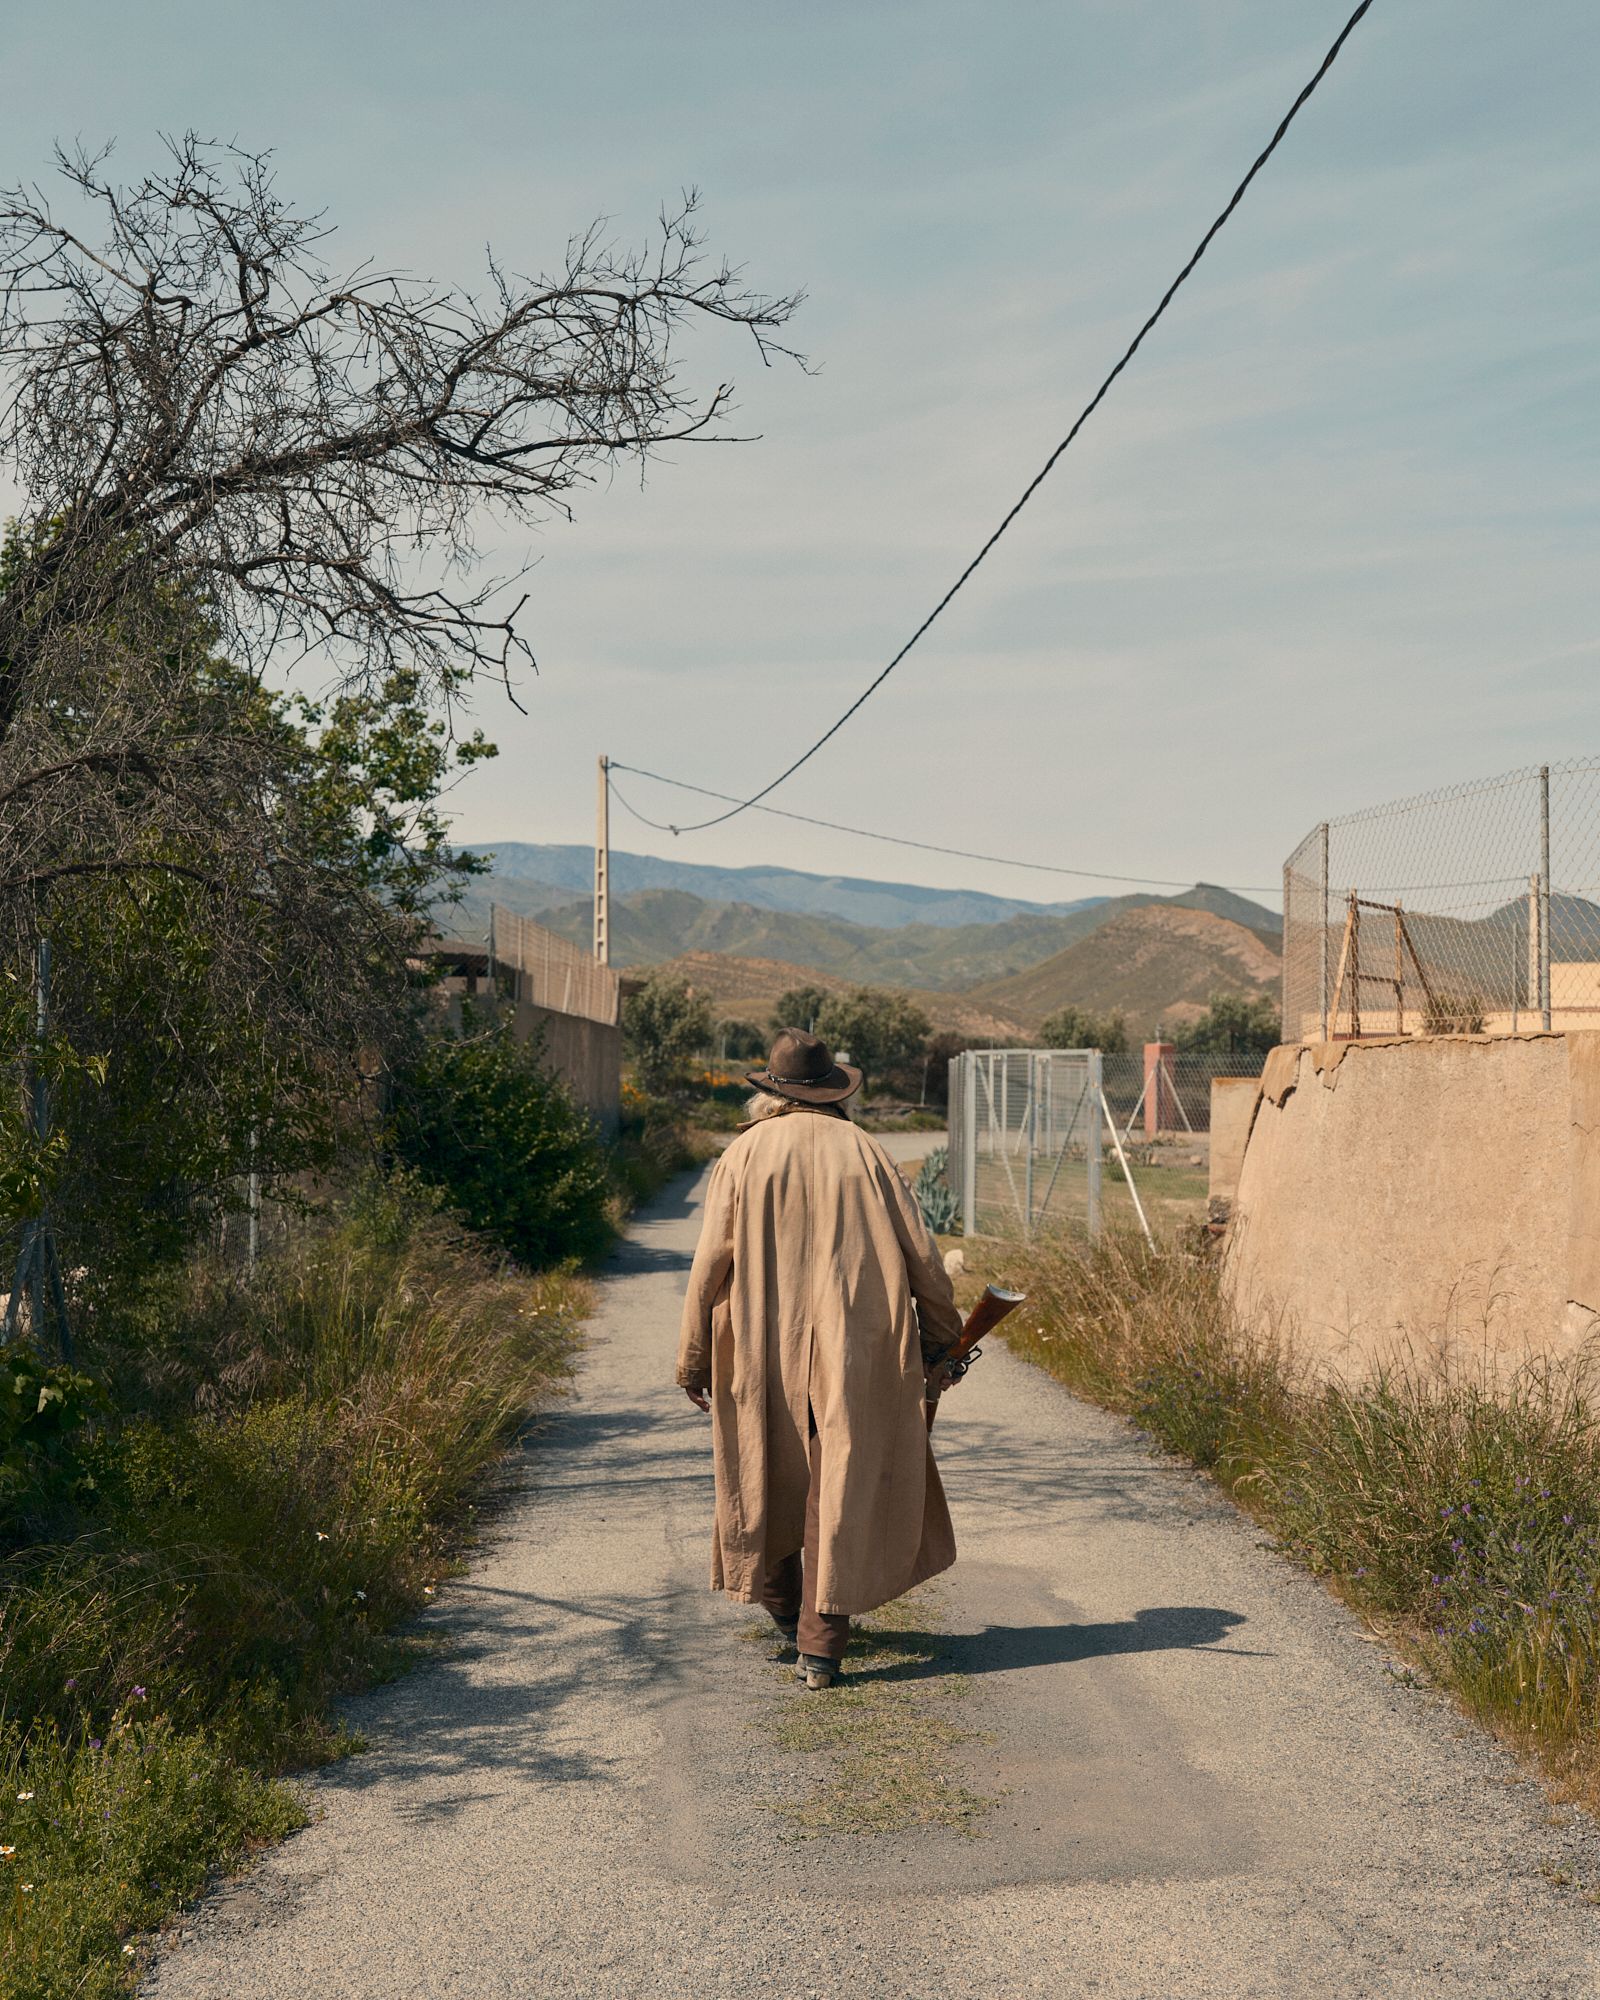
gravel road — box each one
[148,1166,1600,1999]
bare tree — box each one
[0,134,803,741]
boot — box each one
[796,1653,843,1691]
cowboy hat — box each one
[746,1026,862,1105]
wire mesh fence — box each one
[1282,760,1600,1043]
[947,1048,1255,1241]
[1102,1051,1265,1136]
[490,905,621,1027]
[948,1049,1105,1240]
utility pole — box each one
[594,753,611,965]
[1539,764,1552,1031]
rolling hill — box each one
[968,905,1282,1033]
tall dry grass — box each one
[0,1194,585,2000]
[984,1230,1600,1803]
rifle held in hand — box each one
[925,1285,1025,1429]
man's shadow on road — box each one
[858,1606,1263,1682]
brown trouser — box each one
[759,1421,851,1662]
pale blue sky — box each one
[7,1,1599,904]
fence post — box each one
[1143,1041,1174,1137]
[1540,765,1552,1030]
[961,1053,977,1239]
[1318,821,1330,1041]
[1023,1053,1036,1237]
[1086,1050,1103,1241]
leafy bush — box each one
[718,1018,766,1060]
[770,986,830,1036]
[0,1711,302,2000]
[0,1345,102,1538]
[387,1019,612,1267]
[814,987,930,1096]
[611,1088,716,1212]
[1038,1005,1128,1053]
[912,1148,957,1235]
[1170,992,1280,1054]
[622,975,713,1094]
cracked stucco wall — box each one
[1224,1033,1599,1376]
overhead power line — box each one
[606,762,1279,895]
[639,0,1377,836]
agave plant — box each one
[913,1147,958,1235]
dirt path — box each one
[148,1169,1600,1999]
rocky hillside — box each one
[967,905,1282,1033]
[438,853,1284,1039]
[445,875,1279,994]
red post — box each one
[1143,1042,1175,1137]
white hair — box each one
[744,1091,787,1122]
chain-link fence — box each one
[948,1049,1105,1239]
[490,905,621,1026]
[1102,1050,1265,1136]
[1283,760,1600,1043]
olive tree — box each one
[623,975,714,1095]
[815,987,930,1097]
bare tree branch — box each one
[0,137,805,736]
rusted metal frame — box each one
[1327,891,1358,1038]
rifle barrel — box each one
[951,1284,1025,1361]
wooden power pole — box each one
[594,754,611,964]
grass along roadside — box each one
[963,1229,1600,1813]
[0,1197,586,2000]
[748,1586,993,1838]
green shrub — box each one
[0,1711,302,2000]
[387,1019,611,1267]
[1038,1005,1127,1053]
[611,1091,715,1212]
[0,1345,103,1540]
[622,975,713,1094]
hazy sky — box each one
[7,1,1599,907]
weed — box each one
[0,1205,584,1998]
[754,1587,993,1838]
[981,1229,1600,1811]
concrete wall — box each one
[1223,1032,1600,1376]
[1208,1076,1261,1205]
[514,999,622,1139]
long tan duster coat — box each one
[676,1104,964,1617]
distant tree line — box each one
[622,971,1284,1108]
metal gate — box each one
[947,1048,1105,1239]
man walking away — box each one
[677,1027,964,1689]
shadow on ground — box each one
[853,1604,1262,1683]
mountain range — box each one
[474,841,1109,929]
[438,848,1286,1037]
